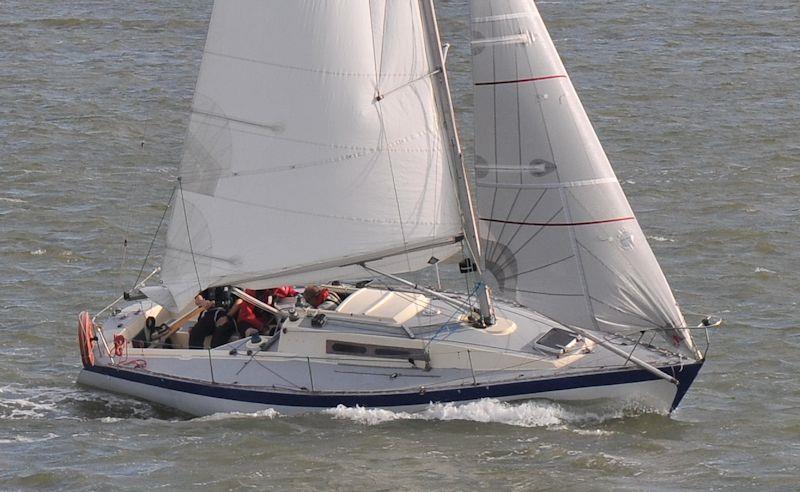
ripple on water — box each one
[0,383,168,421]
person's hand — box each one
[215,315,228,327]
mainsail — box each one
[470,0,697,354]
[158,1,465,311]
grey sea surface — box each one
[1,1,798,490]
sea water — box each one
[1,1,798,489]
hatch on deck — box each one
[336,288,429,324]
[534,327,583,355]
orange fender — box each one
[78,311,96,368]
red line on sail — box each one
[480,216,635,227]
[474,74,567,86]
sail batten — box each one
[470,0,697,354]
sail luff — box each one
[419,0,496,325]
[419,0,482,267]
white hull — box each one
[77,361,700,417]
[78,291,703,417]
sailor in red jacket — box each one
[302,284,341,310]
[237,286,299,336]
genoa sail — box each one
[158,1,466,310]
[470,0,697,354]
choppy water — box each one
[1,1,798,490]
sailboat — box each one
[77,0,717,417]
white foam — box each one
[426,399,567,427]
[755,267,775,274]
[571,428,615,436]
[195,408,280,422]
[0,384,157,421]
[325,405,413,426]
[0,433,59,444]
[325,399,574,428]
[648,235,675,243]
[0,398,57,420]
[0,197,26,203]
[324,398,666,428]
[30,248,46,256]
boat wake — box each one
[0,432,59,444]
[324,398,659,428]
[180,397,666,427]
[324,399,566,427]
[0,383,162,421]
[196,409,280,422]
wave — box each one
[0,433,59,444]
[26,248,74,258]
[0,384,161,421]
[0,397,57,420]
[324,398,632,428]
[3,17,209,30]
[174,399,661,427]
[182,399,576,427]
[648,235,675,243]
[0,197,26,204]
[195,409,280,422]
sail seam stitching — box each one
[202,50,420,78]
[475,74,566,86]
[480,216,635,227]
[472,12,534,23]
[476,177,618,189]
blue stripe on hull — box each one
[84,361,703,412]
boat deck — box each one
[92,289,688,396]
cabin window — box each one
[534,328,580,355]
[326,340,426,360]
[374,347,411,357]
[330,342,368,355]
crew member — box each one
[189,286,241,349]
[237,286,298,337]
[302,284,341,310]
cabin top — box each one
[336,288,429,325]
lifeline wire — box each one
[423,282,480,351]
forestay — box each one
[158,1,464,311]
[470,0,697,354]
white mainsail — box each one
[470,0,697,354]
[158,1,465,311]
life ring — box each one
[78,311,96,368]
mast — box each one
[419,0,495,326]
